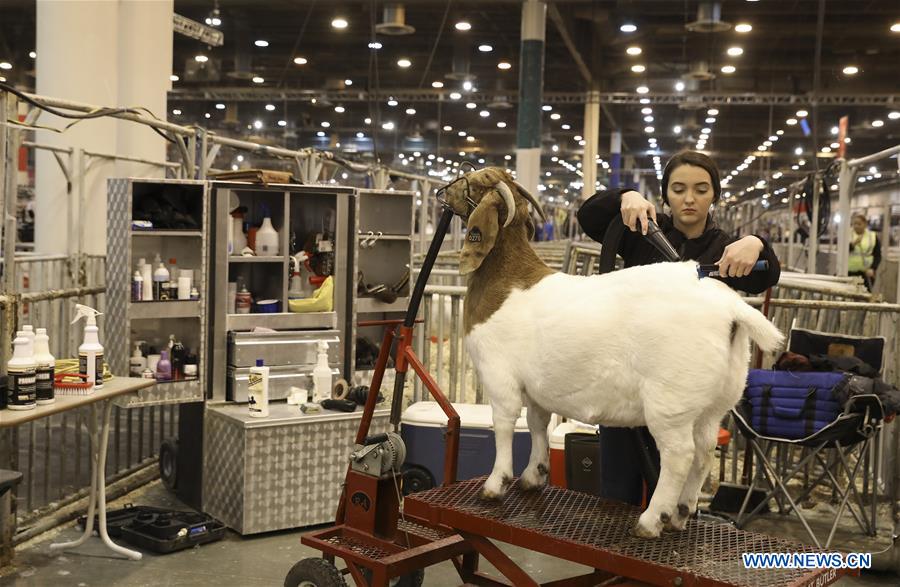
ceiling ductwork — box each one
[685,2,731,33]
[487,79,513,109]
[375,4,415,36]
[682,61,716,81]
[445,40,474,81]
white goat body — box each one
[467,261,783,537]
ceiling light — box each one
[466,102,477,109]
[735,23,753,33]
[215,103,225,110]
[449,92,462,100]
[466,136,475,142]
[253,120,263,129]
[541,105,553,112]
[455,21,472,31]
[786,118,798,125]
[403,108,416,115]
[626,46,642,56]
[254,40,269,47]
[872,119,884,127]
[480,110,490,118]
[252,76,265,84]
[773,171,783,179]
[442,125,452,131]
[321,121,331,128]
[888,111,900,120]
[644,115,654,122]
[332,17,349,29]
[636,85,649,94]
[458,131,467,137]
[365,117,372,124]
[794,147,803,155]
[574,135,582,141]
[345,79,353,86]
[368,42,382,50]
[891,23,900,32]
[28,51,36,59]
[641,107,653,115]
[278,120,287,127]
[776,129,784,135]
[479,44,493,52]
[620,23,637,33]
[820,146,831,153]
[382,121,395,130]
[763,140,772,146]
[317,131,325,137]
[701,127,711,133]
[397,58,412,68]
[293,57,308,65]
[707,108,719,116]
[388,99,398,106]
[194,55,208,63]
[497,121,507,128]
[266,104,276,111]
[550,113,561,120]
[432,81,444,88]
[170,74,179,82]
[727,47,744,57]
[674,81,685,92]
[497,61,512,70]
[673,125,682,133]
[644,126,655,133]
[705,117,716,124]
[631,64,646,73]
[561,124,571,130]
[831,142,839,149]
[171,109,182,115]
[842,65,859,75]
[720,65,736,74]
[640,98,650,104]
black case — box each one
[78,505,225,554]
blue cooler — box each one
[400,401,532,490]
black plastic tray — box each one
[77,504,226,554]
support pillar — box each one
[581,90,600,201]
[609,131,622,190]
[515,0,546,199]
[835,159,855,277]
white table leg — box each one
[50,400,142,561]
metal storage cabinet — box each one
[106,178,209,407]
[202,404,390,534]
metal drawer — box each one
[226,364,341,403]
[227,329,340,368]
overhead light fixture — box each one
[466,102,477,109]
[735,23,753,33]
[550,113,561,120]
[574,135,582,141]
[626,46,642,56]
[462,80,473,91]
[365,117,372,124]
[842,65,859,75]
[888,111,900,120]
[215,103,225,110]
[636,85,649,94]
[705,117,716,124]
[266,104,276,111]
[368,41,383,50]
[673,125,682,133]
[720,65,736,74]
[321,121,331,128]
[255,40,269,47]
[406,108,416,115]
[171,109,182,116]
[727,47,744,57]
[278,120,287,127]
[631,64,646,73]
[707,108,719,116]
[29,51,36,59]
[872,119,884,127]
[387,99,398,106]
[252,76,265,84]
[432,81,444,88]
[497,121,507,128]
[382,121,395,130]
[455,21,472,31]
[479,110,491,119]
[497,61,512,70]
[892,23,900,32]
[194,55,208,63]
[332,17,349,29]
[674,81,685,92]
[334,105,345,113]
[701,127,711,133]
[644,126,655,133]
[644,116,654,123]
[542,105,552,111]
[794,146,803,155]
[397,58,412,68]
[786,118,798,125]
[253,120,263,129]
[641,107,653,115]
[776,129,784,135]
[620,23,637,33]
[170,74,180,82]
[561,124,571,130]
[458,130,467,137]
[449,92,462,100]
[317,131,326,137]
[344,79,353,86]
[442,125,452,131]
[478,44,493,52]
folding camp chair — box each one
[729,327,887,549]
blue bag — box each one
[745,370,850,439]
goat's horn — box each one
[494,180,516,228]
[513,180,547,222]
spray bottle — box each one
[7,331,36,410]
[33,328,55,405]
[130,341,147,377]
[288,252,311,299]
[72,304,104,390]
[312,341,332,402]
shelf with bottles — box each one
[228,256,285,264]
[131,230,203,238]
[127,320,202,385]
[226,189,286,258]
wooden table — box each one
[1,377,155,560]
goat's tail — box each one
[733,302,784,352]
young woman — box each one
[848,212,881,291]
[576,150,781,506]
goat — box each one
[441,167,784,538]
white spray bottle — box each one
[288,252,310,299]
[72,304,104,390]
[312,341,332,402]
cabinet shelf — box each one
[129,300,201,319]
[226,311,337,331]
[229,256,285,263]
[132,230,203,238]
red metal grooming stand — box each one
[293,208,852,587]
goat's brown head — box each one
[440,167,546,275]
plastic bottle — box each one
[140,259,153,301]
[236,283,252,314]
[132,271,143,302]
[255,206,279,256]
[33,328,55,405]
[156,350,172,381]
[171,338,186,380]
[248,359,269,418]
[153,261,170,301]
[72,304,104,390]
[312,341,332,402]
[168,259,179,299]
[130,342,147,377]
[7,331,37,410]
[229,210,246,256]
[289,252,311,299]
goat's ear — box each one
[460,190,502,275]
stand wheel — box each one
[360,568,424,587]
[285,558,346,587]
[401,465,434,496]
[159,438,178,491]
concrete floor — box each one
[1,480,897,587]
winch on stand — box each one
[344,432,407,542]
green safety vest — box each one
[848,230,876,273]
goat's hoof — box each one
[632,521,661,539]
[478,486,505,501]
[518,464,549,492]
[479,475,511,501]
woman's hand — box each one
[717,236,765,277]
[620,190,658,235]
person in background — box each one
[848,212,881,291]
[576,150,781,507]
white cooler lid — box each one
[401,401,529,431]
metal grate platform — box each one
[404,477,851,587]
